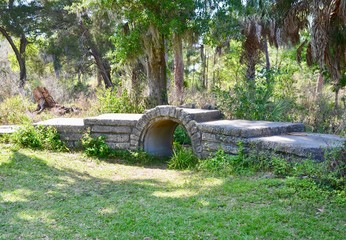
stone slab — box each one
[35,118,86,133]
[180,108,221,122]
[249,133,346,161]
[84,114,143,126]
[0,125,19,134]
[198,120,304,138]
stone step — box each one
[249,133,346,161]
[198,120,305,138]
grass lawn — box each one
[0,144,345,239]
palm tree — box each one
[274,0,346,108]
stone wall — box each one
[84,114,143,150]
[33,118,86,149]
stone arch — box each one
[130,106,202,157]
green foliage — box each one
[173,125,191,145]
[81,133,111,158]
[214,68,295,121]
[197,143,345,192]
[93,88,144,114]
[198,149,235,175]
[11,124,67,151]
[168,143,198,170]
[0,95,35,125]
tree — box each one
[39,0,115,88]
[274,0,346,108]
[0,0,41,88]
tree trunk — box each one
[147,35,167,107]
[335,87,339,110]
[315,72,324,97]
[96,69,102,87]
[0,27,27,88]
[18,35,27,88]
[213,46,221,87]
[143,25,168,107]
[263,37,270,71]
[79,22,113,88]
[200,44,207,88]
[173,33,184,104]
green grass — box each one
[0,144,345,239]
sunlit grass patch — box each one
[0,144,345,239]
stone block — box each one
[92,133,130,142]
[202,141,220,151]
[107,142,131,149]
[130,140,139,146]
[185,120,196,132]
[168,107,177,118]
[60,133,84,141]
[130,134,140,141]
[202,132,218,142]
[180,108,221,122]
[91,125,132,134]
[191,132,201,141]
[158,106,172,116]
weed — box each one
[168,143,198,170]
[0,95,35,124]
[92,88,144,114]
[198,149,235,175]
[10,124,67,151]
[81,133,110,158]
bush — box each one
[92,88,144,114]
[198,149,236,175]
[168,143,198,170]
[0,95,35,124]
[11,124,67,151]
[81,133,111,158]
[214,68,296,121]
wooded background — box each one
[1,0,346,135]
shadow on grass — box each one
[0,150,345,239]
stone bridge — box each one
[25,105,346,161]
[0,105,341,160]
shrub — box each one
[81,133,110,158]
[214,68,296,122]
[168,143,198,170]
[321,146,346,190]
[0,95,35,124]
[11,124,67,151]
[92,88,144,114]
[198,149,236,175]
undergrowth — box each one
[10,124,68,151]
[81,133,160,165]
[168,143,198,170]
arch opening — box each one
[143,119,179,157]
